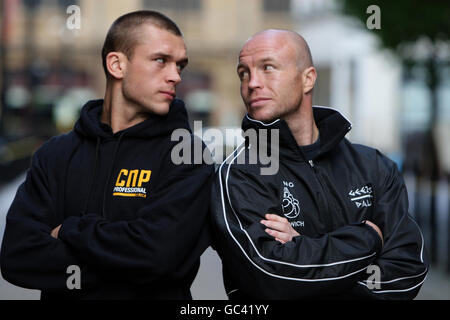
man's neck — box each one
[284,104,319,147]
[102,83,149,134]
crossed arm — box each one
[261,213,383,245]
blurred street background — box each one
[0,0,449,300]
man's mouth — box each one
[160,91,176,100]
[249,97,271,107]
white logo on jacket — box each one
[281,182,300,219]
[349,185,373,208]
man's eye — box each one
[264,65,274,71]
[156,58,165,64]
[238,71,249,79]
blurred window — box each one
[22,0,78,9]
[401,65,431,133]
[57,0,78,8]
[144,0,201,10]
[313,66,331,107]
[263,0,290,12]
[438,65,450,123]
[22,0,41,9]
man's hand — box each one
[364,220,383,246]
[51,225,62,239]
[261,214,300,244]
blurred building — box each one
[293,0,450,164]
[292,0,401,156]
[2,0,449,149]
[1,0,297,138]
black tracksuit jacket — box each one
[1,99,214,299]
[211,106,428,300]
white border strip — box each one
[358,274,428,294]
[359,268,428,285]
[245,114,281,126]
[244,105,352,129]
[356,215,427,294]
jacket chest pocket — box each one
[345,183,375,220]
[325,182,375,227]
[307,167,375,230]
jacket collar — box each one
[241,106,352,161]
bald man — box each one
[210,29,428,300]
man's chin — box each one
[154,109,170,116]
[145,103,170,116]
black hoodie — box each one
[1,99,214,299]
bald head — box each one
[237,28,318,124]
[241,29,313,72]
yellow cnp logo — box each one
[115,169,151,188]
[113,169,151,198]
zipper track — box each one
[307,159,334,231]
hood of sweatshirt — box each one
[74,98,191,139]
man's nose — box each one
[167,64,182,84]
[248,71,262,90]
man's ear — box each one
[106,52,127,79]
[302,67,317,95]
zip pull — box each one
[309,160,314,167]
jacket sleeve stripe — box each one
[355,215,427,294]
[357,274,428,294]
[358,267,428,285]
[364,216,426,286]
[409,215,425,263]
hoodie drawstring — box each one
[82,137,101,216]
[102,132,126,218]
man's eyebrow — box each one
[237,62,246,70]
[177,57,188,67]
[150,52,171,59]
[259,57,276,64]
[237,57,277,70]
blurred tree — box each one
[339,0,450,265]
[339,0,449,133]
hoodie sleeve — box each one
[58,147,214,284]
[344,153,428,300]
[0,145,100,292]
[210,156,383,300]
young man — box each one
[211,29,428,299]
[1,11,214,299]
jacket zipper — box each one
[306,159,333,230]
